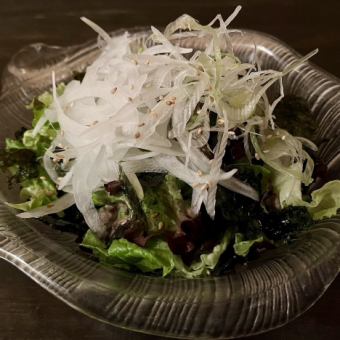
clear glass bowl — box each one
[0,29,339,339]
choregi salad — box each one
[1,6,340,278]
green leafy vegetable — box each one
[0,88,63,212]
[28,84,64,127]
[301,180,340,220]
[233,233,264,257]
[5,124,59,157]
[6,172,57,211]
[82,228,234,278]
[187,229,233,277]
[92,190,129,207]
[81,230,177,276]
[140,174,189,233]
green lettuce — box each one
[1,88,64,212]
[272,168,340,220]
[6,172,57,211]
[185,229,233,277]
[5,124,59,157]
[302,180,340,220]
[81,228,233,278]
[81,230,177,276]
[233,233,264,257]
[28,84,64,127]
[5,84,64,157]
[141,175,189,233]
[92,190,130,207]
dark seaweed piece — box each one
[0,148,40,186]
[262,206,314,241]
[215,185,264,240]
[273,95,317,141]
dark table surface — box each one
[0,1,339,339]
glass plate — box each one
[0,28,339,339]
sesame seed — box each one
[281,135,286,140]
[217,118,224,125]
[255,153,260,160]
[135,132,141,139]
[197,128,203,135]
[158,222,164,230]
[111,87,117,94]
[263,149,270,153]
[40,176,46,180]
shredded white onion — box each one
[33,7,317,234]
[18,193,75,218]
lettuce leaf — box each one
[272,169,340,220]
[6,172,57,211]
[185,229,233,277]
[141,174,189,233]
[82,228,233,278]
[81,230,176,276]
[233,233,264,257]
[1,88,65,212]
[5,85,64,157]
[28,84,64,127]
[303,180,340,220]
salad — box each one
[1,6,340,278]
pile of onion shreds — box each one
[28,6,317,238]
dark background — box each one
[0,1,339,339]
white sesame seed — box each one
[255,153,260,160]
